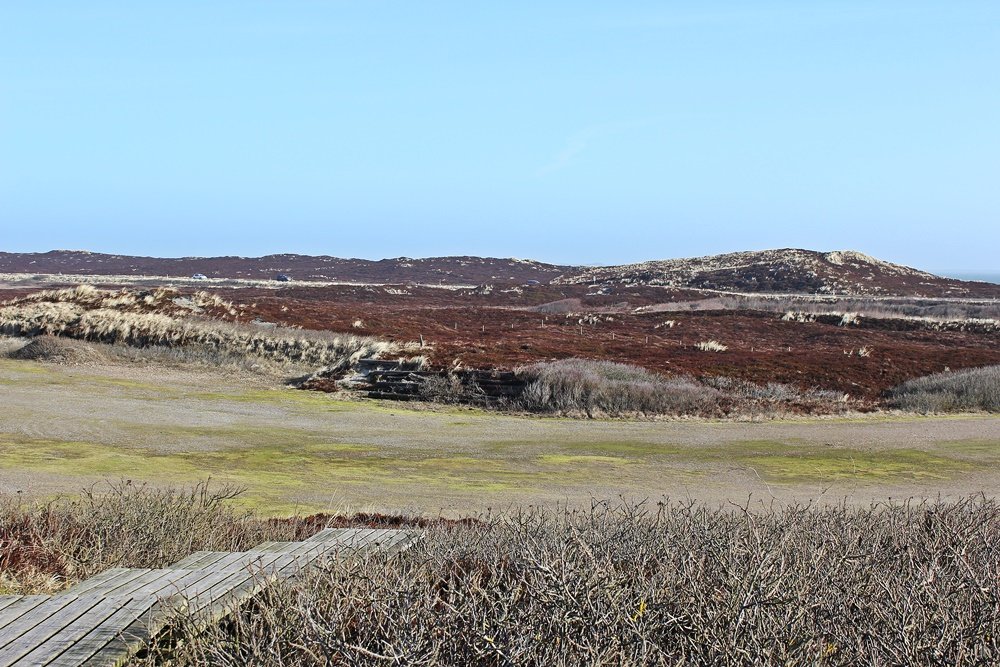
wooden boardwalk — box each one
[0,528,418,666]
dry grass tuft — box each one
[0,286,412,373]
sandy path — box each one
[1,358,997,514]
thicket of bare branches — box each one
[0,482,303,594]
[139,497,1000,666]
[513,359,850,418]
[889,365,1000,413]
[515,359,720,417]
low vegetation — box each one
[672,293,1000,323]
[889,365,1000,413]
[0,286,411,374]
[509,359,850,418]
[0,481,442,595]
[661,295,1000,334]
[123,494,1000,666]
[0,481,299,594]
[514,359,720,417]
[2,484,995,664]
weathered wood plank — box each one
[0,597,50,631]
[0,596,79,652]
[246,541,291,552]
[0,600,23,615]
[92,571,172,600]
[7,597,129,667]
[304,527,349,543]
[61,570,149,599]
[0,596,107,666]
[372,529,420,555]
[55,570,129,597]
[82,571,261,667]
[53,597,154,667]
[165,551,212,568]
[166,551,231,570]
[74,551,304,666]
[104,569,204,601]
[2,528,419,667]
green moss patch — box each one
[692,441,970,483]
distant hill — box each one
[1,248,997,297]
[555,249,1000,298]
[0,250,574,286]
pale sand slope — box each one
[0,358,997,515]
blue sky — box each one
[1,2,998,271]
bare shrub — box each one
[516,359,720,417]
[0,481,302,593]
[137,497,1000,666]
[416,373,489,405]
[704,376,848,414]
[888,365,1000,413]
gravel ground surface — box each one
[1,357,997,515]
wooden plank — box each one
[337,528,380,549]
[81,570,261,667]
[167,551,231,570]
[166,551,212,568]
[304,527,349,543]
[9,529,420,667]
[55,569,132,597]
[135,568,233,602]
[103,570,202,601]
[161,569,253,603]
[182,551,269,574]
[183,530,399,622]
[371,529,420,555]
[61,570,148,598]
[303,527,370,549]
[0,600,23,614]
[8,596,130,667]
[0,597,50,630]
[0,596,79,652]
[89,570,168,600]
[133,554,283,603]
[0,596,107,666]
[246,541,293,553]
[53,597,154,667]
[170,569,274,633]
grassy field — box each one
[1,357,998,515]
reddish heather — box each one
[3,282,996,400]
[234,292,999,400]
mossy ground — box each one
[1,357,997,514]
[1,431,991,514]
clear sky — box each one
[2,2,998,271]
